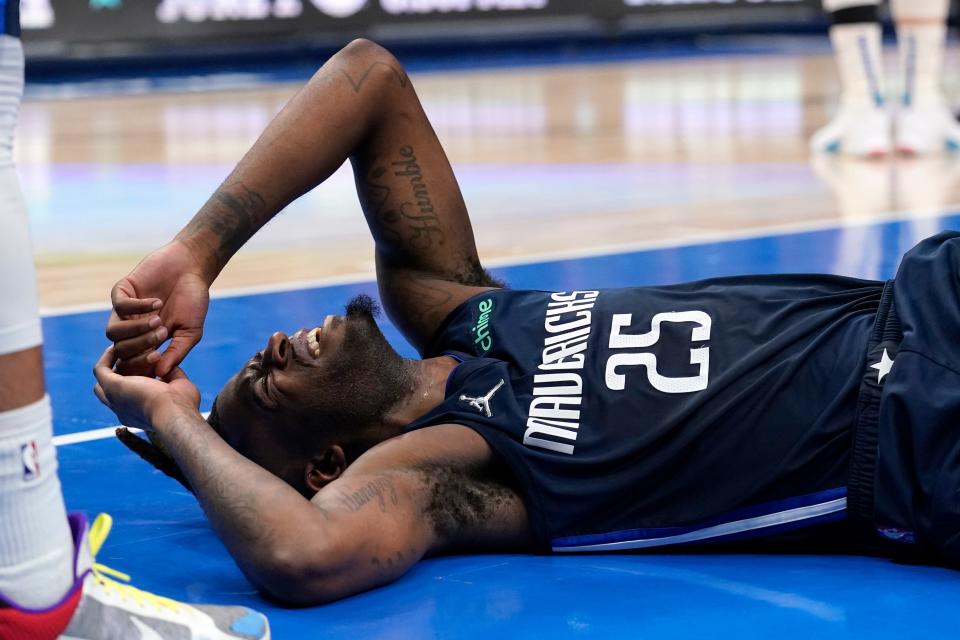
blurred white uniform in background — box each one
[813,0,960,156]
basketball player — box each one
[812,0,960,156]
[0,2,269,638]
[98,39,959,606]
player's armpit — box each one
[273,470,437,605]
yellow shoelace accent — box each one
[88,513,184,614]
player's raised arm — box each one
[107,39,498,374]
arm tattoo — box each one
[340,62,409,94]
[388,271,455,330]
[336,477,400,514]
[386,145,501,285]
[392,146,444,250]
[182,181,267,266]
[359,148,446,255]
[359,166,403,246]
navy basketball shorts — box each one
[849,231,960,565]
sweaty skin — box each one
[97,39,533,604]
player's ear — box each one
[304,445,346,493]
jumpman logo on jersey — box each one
[460,379,505,418]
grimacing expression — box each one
[210,295,411,493]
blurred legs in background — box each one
[812,0,889,157]
[813,0,960,156]
[890,0,960,153]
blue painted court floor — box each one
[51,218,960,639]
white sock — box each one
[0,396,74,609]
[829,23,886,111]
[897,22,948,109]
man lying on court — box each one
[93,39,960,606]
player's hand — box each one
[93,347,201,432]
[107,240,211,377]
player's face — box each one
[211,296,411,491]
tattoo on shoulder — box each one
[341,62,409,94]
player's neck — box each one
[380,355,459,431]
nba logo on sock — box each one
[21,441,40,481]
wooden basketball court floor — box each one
[19,39,960,638]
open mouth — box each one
[306,327,321,358]
[292,326,323,359]
[293,316,337,360]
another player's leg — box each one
[0,16,269,640]
[0,24,76,628]
[890,0,960,154]
[811,0,891,157]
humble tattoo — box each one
[392,146,443,249]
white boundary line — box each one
[38,204,959,318]
[53,412,210,447]
[45,204,960,447]
[53,426,142,446]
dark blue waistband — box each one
[847,280,900,543]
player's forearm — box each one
[154,409,337,601]
[173,39,404,282]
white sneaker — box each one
[63,513,270,640]
[0,513,270,640]
[895,101,960,155]
[811,106,892,158]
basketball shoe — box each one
[894,100,960,155]
[0,513,270,640]
[810,105,892,158]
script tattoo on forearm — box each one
[340,62,408,94]
[183,181,267,266]
[336,477,399,514]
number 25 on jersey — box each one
[604,311,712,394]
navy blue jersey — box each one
[2,1,19,37]
[405,276,883,551]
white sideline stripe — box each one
[551,497,847,552]
[37,203,960,318]
[52,426,141,446]
[53,412,210,447]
